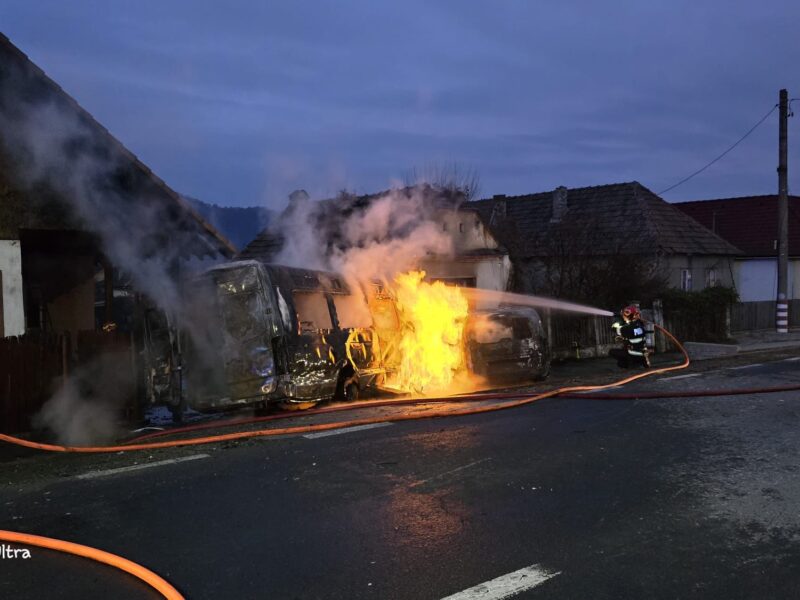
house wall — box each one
[663,255,736,291]
[439,210,501,254]
[511,254,736,296]
[0,239,25,336]
[47,275,95,338]
[734,258,800,302]
[417,208,512,304]
[420,256,510,289]
[474,256,511,292]
[420,255,511,309]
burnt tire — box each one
[534,357,551,381]
[169,403,184,425]
[345,382,360,402]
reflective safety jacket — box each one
[612,319,648,356]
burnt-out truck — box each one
[465,306,550,382]
[143,260,550,419]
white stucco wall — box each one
[0,239,25,336]
[439,209,500,254]
[474,256,511,292]
[735,258,799,302]
[664,255,736,291]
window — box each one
[705,268,718,288]
[469,314,513,344]
[332,293,371,328]
[458,222,464,233]
[292,292,333,333]
[430,277,476,288]
[680,269,692,291]
[442,222,448,232]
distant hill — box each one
[184,196,272,252]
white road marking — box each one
[409,458,491,488]
[782,357,800,362]
[726,363,764,370]
[440,564,560,600]
[303,422,392,439]
[660,373,702,381]
[573,385,623,394]
[76,454,210,480]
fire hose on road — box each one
[0,529,185,600]
[1,323,690,453]
[0,323,797,600]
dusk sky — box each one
[4,1,800,208]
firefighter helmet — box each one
[621,305,641,321]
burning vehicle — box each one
[465,307,550,382]
[143,260,551,418]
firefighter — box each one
[609,305,650,369]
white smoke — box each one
[0,58,226,442]
[32,354,134,445]
[272,187,455,285]
[0,98,209,313]
[271,190,327,270]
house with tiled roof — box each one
[467,182,742,299]
[675,195,800,303]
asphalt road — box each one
[2,354,800,599]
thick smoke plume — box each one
[272,187,455,286]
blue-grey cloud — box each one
[4,0,799,207]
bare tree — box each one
[403,162,481,201]
[523,220,669,310]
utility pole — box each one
[776,89,789,333]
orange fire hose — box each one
[0,529,184,599]
[0,323,742,600]
[0,324,689,453]
[125,390,549,444]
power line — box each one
[658,104,778,196]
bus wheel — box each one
[169,403,184,425]
[345,382,360,402]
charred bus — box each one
[144,260,390,416]
[143,260,550,419]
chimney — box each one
[550,186,568,223]
[490,194,507,225]
[288,189,309,205]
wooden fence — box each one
[0,330,136,434]
[0,333,66,434]
[546,312,618,359]
[731,300,800,332]
[545,300,799,359]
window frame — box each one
[680,269,693,291]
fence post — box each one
[61,333,69,384]
[544,308,553,354]
[652,299,666,353]
[724,304,732,340]
[592,316,603,357]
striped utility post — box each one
[776,89,790,333]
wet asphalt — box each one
[2,352,800,599]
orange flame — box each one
[385,271,468,394]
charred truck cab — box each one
[177,260,373,411]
